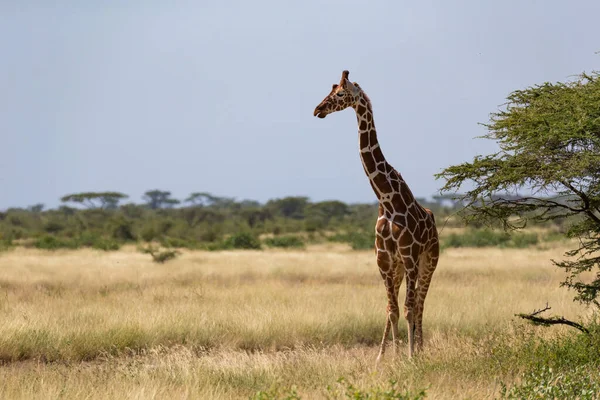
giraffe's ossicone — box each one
[314,70,440,361]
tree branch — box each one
[560,180,600,225]
[516,304,589,334]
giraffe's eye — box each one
[336,92,344,97]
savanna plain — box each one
[0,240,597,399]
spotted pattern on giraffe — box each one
[313,70,440,361]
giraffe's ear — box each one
[345,80,360,95]
[332,84,339,90]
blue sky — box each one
[1,1,599,209]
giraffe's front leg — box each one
[376,250,398,364]
[402,258,418,359]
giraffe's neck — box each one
[353,93,412,205]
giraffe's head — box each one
[313,70,362,119]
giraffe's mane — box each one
[359,89,373,111]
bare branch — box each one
[516,304,589,334]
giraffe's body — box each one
[314,71,439,360]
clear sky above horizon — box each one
[1,1,599,210]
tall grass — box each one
[0,244,593,399]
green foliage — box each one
[442,229,538,249]
[220,232,262,250]
[0,237,13,252]
[266,197,309,220]
[327,378,427,400]
[108,216,136,241]
[251,379,426,400]
[139,244,180,263]
[43,220,65,234]
[91,237,121,251]
[61,192,128,209]
[160,236,195,249]
[32,234,121,251]
[437,71,600,306]
[329,231,375,250]
[142,190,180,209]
[251,386,300,400]
[33,235,80,250]
[263,235,305,249]
[500,365,600,399]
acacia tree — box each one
[60,192,128,209]
[143,190,180,209]
[437,72,600,308]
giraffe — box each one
[313,70,439,360]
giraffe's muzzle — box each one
[313,106,327,119]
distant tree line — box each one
[0,190,469,249]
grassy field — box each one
[0,242,596,399]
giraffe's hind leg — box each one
[415,245,439,351]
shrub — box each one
[160,236,195,249]
[222,232,262,250]
[327,378,427,400]
[77,231,100,247]
[140,224,158,242]
[500,365,600,399]
[252,378,426,400]
[0,238,12,252]
[441,229,538,249]
[43,220,65,234]
[91,237,121,251]
[109,216,136,241]
[349,231,375,250]
[139,244,180,263]
[329,231,375,250]
[33,235,80,250]
[263,235,305,249]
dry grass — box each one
[0,243,591,399]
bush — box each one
[496,319,600,399]
[349,231,375,250]
[0,238,12,252]
[329,231,375,250]
[140,224,158,242]
[327,378,427,400]
[500,365,600,399]
[205,232,262,251]
[252,378,426,400]
[139,244,180,263]
[442,229,538,249]
[33,235,80,250]
[160,236,196,249]
[91,237,121,251]
[109,216,136,241]
[263,235,305,249]
[222,232,262,250]
[77,231,100,247]
[43,220,65,234]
